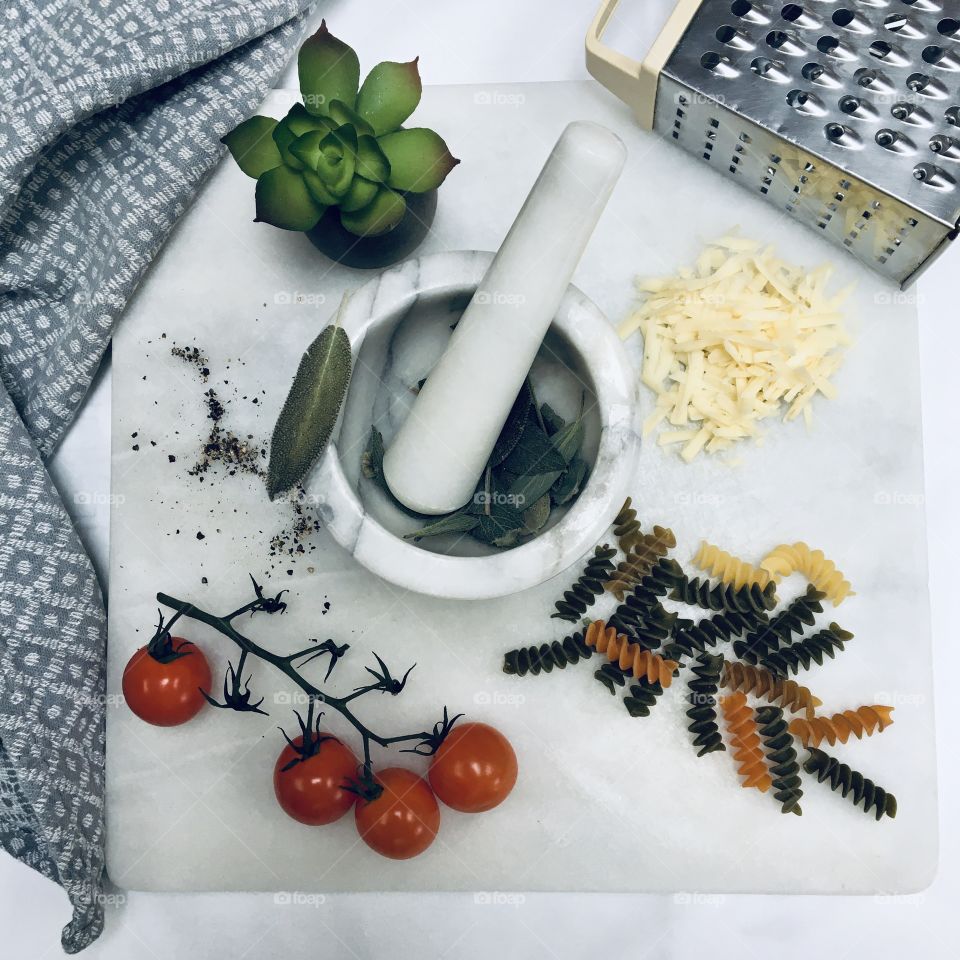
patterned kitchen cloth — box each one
[0,1,313,951]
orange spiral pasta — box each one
[693,541,772,590]
[759,542,854,606]
[788,705,894,748]
[584,620,679,687]
[721,660,822,719]
[720,692,772,792]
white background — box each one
[3,1,956,956]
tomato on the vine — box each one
[354,767,440,860]
[122,638,211,726]
[428,722,517,813]
[274,734,358,826]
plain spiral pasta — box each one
[693,541,772,590]
[759,542,854,606]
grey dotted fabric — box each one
[0,1,311,951]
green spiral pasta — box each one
[671,575,777,615]
[551,544,618,622]
[685,652,726,757]
[595,660,628,695]
[802,748,897,821]
[662,608,767,663]
[732,585,826,663]
[759,622,854,677]
[502,631,593,677]
[755,705,803,815]
[624,677,665,718]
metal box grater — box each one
[586,0,960,286]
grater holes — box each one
[817,35,840,54]
[787,88,827,115]
[900,0,943,12]
[929,134,960,158]
[731,0,770,24]
[892,101,934,124]
[839,95,878,119]
[854,67,895,93]
[869,40,911,66]
[938,18,960,37]
[751,56,790,80]
[913,161,955,187]
[701,51,740,76]
[884,13,926,39]
[801,61,841,87]
[922,45,960,69]
[781,4,820,29]
[876,128,916,153]
[945,105,960,126]
[717,24,755,49]
[906,73,948,98]
[831,9,870,34]
[825,122,862,148]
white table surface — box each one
[3,1,957,956]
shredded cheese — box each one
[619,235,852,461]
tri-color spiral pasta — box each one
[721,660,822,719]
[755,705,803,815]
[759,622,854,677]
[502,631,592,677]
[732,585,825,664]
[661,607,767,663]
[802,748,897,820]
[604,527,678,600]
[624,677,666,718]
[686,652,726,757]
[552,544,617,622]
[720,692,772,791]
[788,705,894,748]
[759,542,854,606]
[670,575,778,616]
[584,620,679,686]
[693,541,772,590]
[605,559,685,648]
[612,497,643,552]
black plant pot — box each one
[306,189,438,269]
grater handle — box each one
[585,0,705,131]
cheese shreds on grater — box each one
[621,235,852,463]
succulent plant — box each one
[222,21,459,237]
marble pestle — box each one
[382,120,626,515]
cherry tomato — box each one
[274,735,358,826]
[428,722,517,813]
[122,638,211,726]
[354,767,440,860]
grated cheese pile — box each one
[619,235,853,462]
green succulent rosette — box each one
[221,21,459,237]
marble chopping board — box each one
[106,83,937,893]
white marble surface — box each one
[310,250,639,598]
[104,80,934,895]
[6,2,959,957]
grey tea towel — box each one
[0,1,313,950]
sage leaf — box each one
[551,409,584,464]
[267,312,352,500]
[501,416,565,477]
[490,379,533,466]
[540,402,565,436]
[404,513,478,541]
[361,426,389,491]
[552,456,589,506]
[472,501,525,545]
[522,494,551,535]
[505,466,563,512]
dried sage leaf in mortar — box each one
[267,310,352,500]
[490,379,533,466]
[404,513,479,541]
[360,426,389,492]
[522,493,551,535]
[540,402,565,436]
[550,405,584,465]
[473,500,525,546]
[501,413,565,477]
[551,455,589,506]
